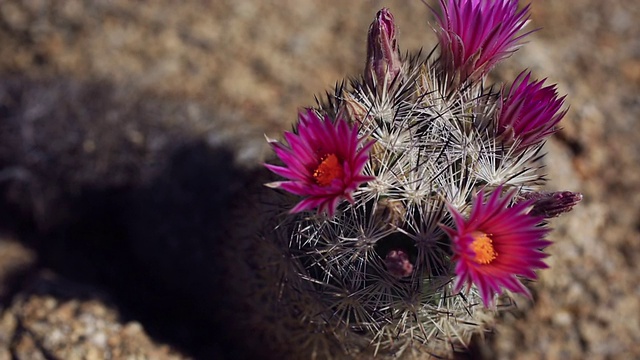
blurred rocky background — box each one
[0,0,637,359]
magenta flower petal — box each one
[441,187,550,307]
[497,71,567,149]
[432,0,532,83]
[265,109,375,217]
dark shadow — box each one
[121,141,260,358]
[0,76,264,359]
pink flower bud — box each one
[521,191,583,218]
[365,8,402,91]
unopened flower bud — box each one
[365,8,402,91]
[522,191,583,218]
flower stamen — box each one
[470,231,497,264]
[313,154,344,186]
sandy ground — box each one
[0,0,638,358]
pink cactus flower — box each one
[441,187,551,307]
[496,71,567,149]
[265,109,375,217]
[432,0,532,82]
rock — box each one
[1,270,190,360]
[0,238,36,303]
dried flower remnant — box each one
[265,109,375,216]
[432,0,532,83]
[441,188,551,307]
[384,249,414,278]
[497,71,567,149]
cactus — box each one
[258,1,581,358]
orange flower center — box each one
[313,153,344,186]
[470,231,497,265]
